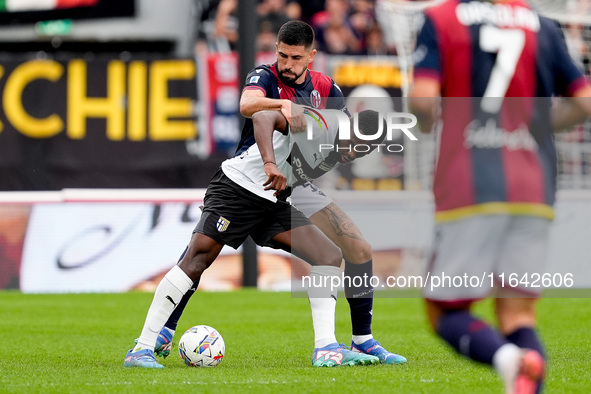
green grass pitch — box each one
[1,290,589,393]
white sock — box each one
[352,334,373,345]
[163,326,175,337]
[492,343,523,391]
[307,265,340,349]
[133,266,193,352]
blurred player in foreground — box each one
[154,20,406,365]
[410,0,591,392]
[124,108,389,368]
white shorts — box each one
[424,215,551,302]
[289,182,333,218]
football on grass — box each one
[178,325,225,367]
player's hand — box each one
[263,162,287,196]
[281,101,306,133]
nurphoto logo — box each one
[305,107,418,154]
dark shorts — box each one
[194,169,311,249]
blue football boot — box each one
[351,339,407,365]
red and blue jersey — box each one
[414,0,589,222]
[235,63,347,155]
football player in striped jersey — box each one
[410,0,591,392]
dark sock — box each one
[505,327,545,359]
[344,260,373,336]
[164,280,199,331]
[437,310,508,365]
[506,327,546,394]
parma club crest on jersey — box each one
[310,90,321,108]
[216,216,230,232]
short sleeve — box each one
[414,15,441,82]
[547,19,588,96]
[243,67,274,95]
[328,80,351,116]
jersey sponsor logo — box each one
[310,89,321,108]
[278,87,282,94]
[290,143,338,187]
[464,119,538,151]
[216,216,230,232]
[249,76,260,84]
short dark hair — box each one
[277,20,315,49]
[356,110,388,145]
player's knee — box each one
[327,245,344,267]
[310,249,342,268]
[316,240,343,268]
[178,255,209,282]
[342,239,372,264]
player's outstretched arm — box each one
[409,78,440,133]
[240,89,306,131]
[253,111,289,195]
[552,85,591,132]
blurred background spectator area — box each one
[198,0,391,55]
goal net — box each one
[375,0,591,190]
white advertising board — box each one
[10,189,591,292]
